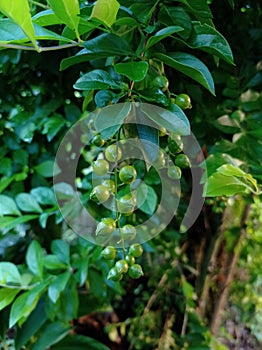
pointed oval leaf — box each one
[0,195,21,216]
[140,103,190,135]
[0,262,22,285]
[0,215,38,232]
[205,173,250,197]
[16,193,43,214]
[0,0,37,49]
[31,322,71,350]
[0,288,20,311]
[26,240,44,278]
[94,103,131,139]
[114,61,149,82]
[48,271,71,303]
[146,26,184,49]
[31,187,56,206]
[74,69,121,91]
[47,0,80,34]
[90,0,120,27]
[51,240,70,265]
[153,52,215,94]
[52,334,110,350]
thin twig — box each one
[0,42,80,52]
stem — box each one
[29,0,49,9]
[0,43,80,52]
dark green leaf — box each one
[140,103,190,135]
[60,34,132,70]
[153,52,215,94]
[74,69,121,91]
[52,334,110,350]
[34,160,61,178]
[114,61,149,82]
[176,0,213,19]
[51,240,70,265]
[16,193,43,213]
[42,114,66,141]
[94,90,119,107]
[31,187,56,206]
[136,183,158,215]
[146,26,184,49]
[26,240,44,278]
[31,322,71,350]
[44,255,68,270]
[0,215,38,232]
[0,195,21,216]
[158,6,192,39]
[94,102,131,139]
[48,271,71,303]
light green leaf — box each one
[0,195,21,216]
[26,241,44,278]
[31,322,71,350]
[31,187,56,206]
[47,0,80,38]
[114,61,149,82]
[0,288,20,311]
[94,103,131,139]
[9,282,48,327]
[140,103,190,135]
[183,21,234,64]
[0,215,38,232]
[74,69,121,91]
[16,193,43,213]
[136,183,158,215]
[146,26,184,49]
[90,0,120,27]
[44,255,68,270]
[0,0,38,50]
[32,9,62,26]
[51,240,70,265]
[153,52,215,94]
[48,271,71,303]
[0,262,22,285]
[205,173,252,197]
[34,160,61,178]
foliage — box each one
[0,0,261,349]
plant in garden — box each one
[0,0,261,349]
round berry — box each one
[105,145,122,162]
[101,179,116,193]
[167,165,182,180]
[92,134,105,147]
[107,267,122,281]
[101,246,117,260]
[175,94,192,109]
[92,159,109,176]
[175,154,191,169]
[119,165,137,184]
[125,254,135,266]
[129,243,143,258]
[128,264,143,279]
[117,193,136,214]
[96,217,116,236]
[115,259,129,274]
[153,76,169,92]
[90,185,110,203]
[120,224,136,240]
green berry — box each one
[117,193,136,215]
[129,243,143,258]
[92,159,109,176]
[90,185,110,203]
[125,254,136,266]
[101,179,116,193]
[119,165,137,184]
[128,264,143,279]
[101,246,117,260]
[174,154,191,169]
[105,145,122,162]
[107,267,122,281]
[96,217,116,236]
[92,134,105,147]
[152,76,169,92]
[115,259,129,274]
[175,94,192,109]
[120,224,136,240]
[167,166,182,180]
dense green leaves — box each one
[145,26,184,49]
[153,52,215,94]
[74,69,121,91]
[16,193,43,213]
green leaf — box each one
[205,173,252,197]
[26,241,44,278]
[218,164,258,191]
[42,114,66,141]
[94,102,131,139]
[32,9,62,26]
[0,195,21,216]
[16,193,43,214]
[34,160,61,178]
[0,288,20,311]
[52,334,110,350]
[44,255,68,270]
[51,240,70,265]
[60,34,132,70]
[140,103,190,135]
[9,281,48,327]
[31,187,56,206]
[47,0,80,37]
[0,215,38,232]
[90,0,120,27]
[0,0,38,50]
[48,271,71,303]
[176,0,213,19]
[114,61,149,82]
[74,69,121,91]
[136,183,158,215]
[146,26,184,49]
[0,262,22,285]
[182,21,234,64]
[94,90,119,108]
[153,52,215,94]
[31,322,71,350]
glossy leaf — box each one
[0,0,37,49]
[0,288,20,311]
[16,193,43,214]
[31,322,71,350]
[205,173,251,197]
[44,255,68,270]
[47,0,80,36]
[0,215,38,232]
[51,240,70,265]
[136,183,158,215]
[0,262,22,285]
[48,271,71,303]
[9,281,48,327]
[90,0,120,27]
[114,61,149,82]
[74,69,121,91]
[52,334,110,350]
[31,187,56,206]
[153,52,215,94]
[181,21,234,64]
[94,102,131,139]
[60,34,132,70]
[140,103,190,135]
[34,160,61,178]
[176,0,213,19]
[32,9,62,26]
[26,240,44,278]
[146,26,184,49]
[158,6,192,39]
[0,195,21,216]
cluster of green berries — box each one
[101,243,144,281]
